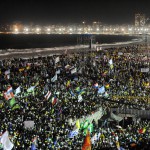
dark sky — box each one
[0,0,150,25]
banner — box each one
[24,121,35,128]
[141,68,149,73]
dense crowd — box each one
[0,45,150,149]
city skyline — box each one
[0,0,150,25]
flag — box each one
[6,87,13,95]
[76,120,80,129]
[104,92,109,98]
[66,80,71,88]
[9,98,16,107]
[88,123,93,133]
[110,64,114,69]
[19,68,25,72]
[65,65,71,69]
[116,141,120,150]
[31,136,37,150]
[31,143,36,150]
[78,95,83,102]
[98,86,105,94]
[82,131,91,150]
[91,133,98,144]
[44,91,51,100]
[3,87,14,100]
[55,70,60,74]
[69,90,75,97]
[3,92,14,101]
[51,74,57,82]
[93,83,98,89]
[51,97,57,106]
[12,104,20,110]
[83,120,89,129]
[71,68,77,74]
[105,84,110,89]
[55,57,60,64]
[0,131,14,150]
[68,128,79,138]
[79,89,86,95]
[75,87,80,94]
[138,127,146,134]
[109,59,113,65]
[15,86,21,96]
[27,86,35,93]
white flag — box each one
[27,86,35,93]
[71,68,77,74]
[56,70,60,74]
[109,59,113,65]
[15,86,21,96]
[55,57,60,64]
[0,131,13,150]
[51,74,57,82]
[91,133,98,144]
[78,95,83,102]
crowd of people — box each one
[0,44,150,149]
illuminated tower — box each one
[135,13,146,27]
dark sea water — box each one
[0,34,138,49]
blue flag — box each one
[68,129,79,138]
[31,143,36,150]
[98,86,105,94]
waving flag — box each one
[66,80,71,88]
[15,86,21,96]
[27,86,35,93]
[98,86,105,94]
[31,136,37,150]
[138,127,146,134]
[51,96,57,106]
[68,128,79,138]
[55,57,60,64]
[78,95,83,102]
[91,133,98,144]
[55,70,60,74]
[76,120,80,129]
[71,68,77,74]
[3,87,14,100]
[109,59,113,65]
[9,98,16,107]
[51,74,57,82]
[82,131,91,150]
[0,131,14,150]
[44,91,51,100]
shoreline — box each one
[0,39,144,60]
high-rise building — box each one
[135,13,146,27]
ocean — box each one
[0,34,139,49]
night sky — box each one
[0,0,150,25]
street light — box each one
[47,28,50,32]
[36,28,41,32]
[15,28,18,32]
